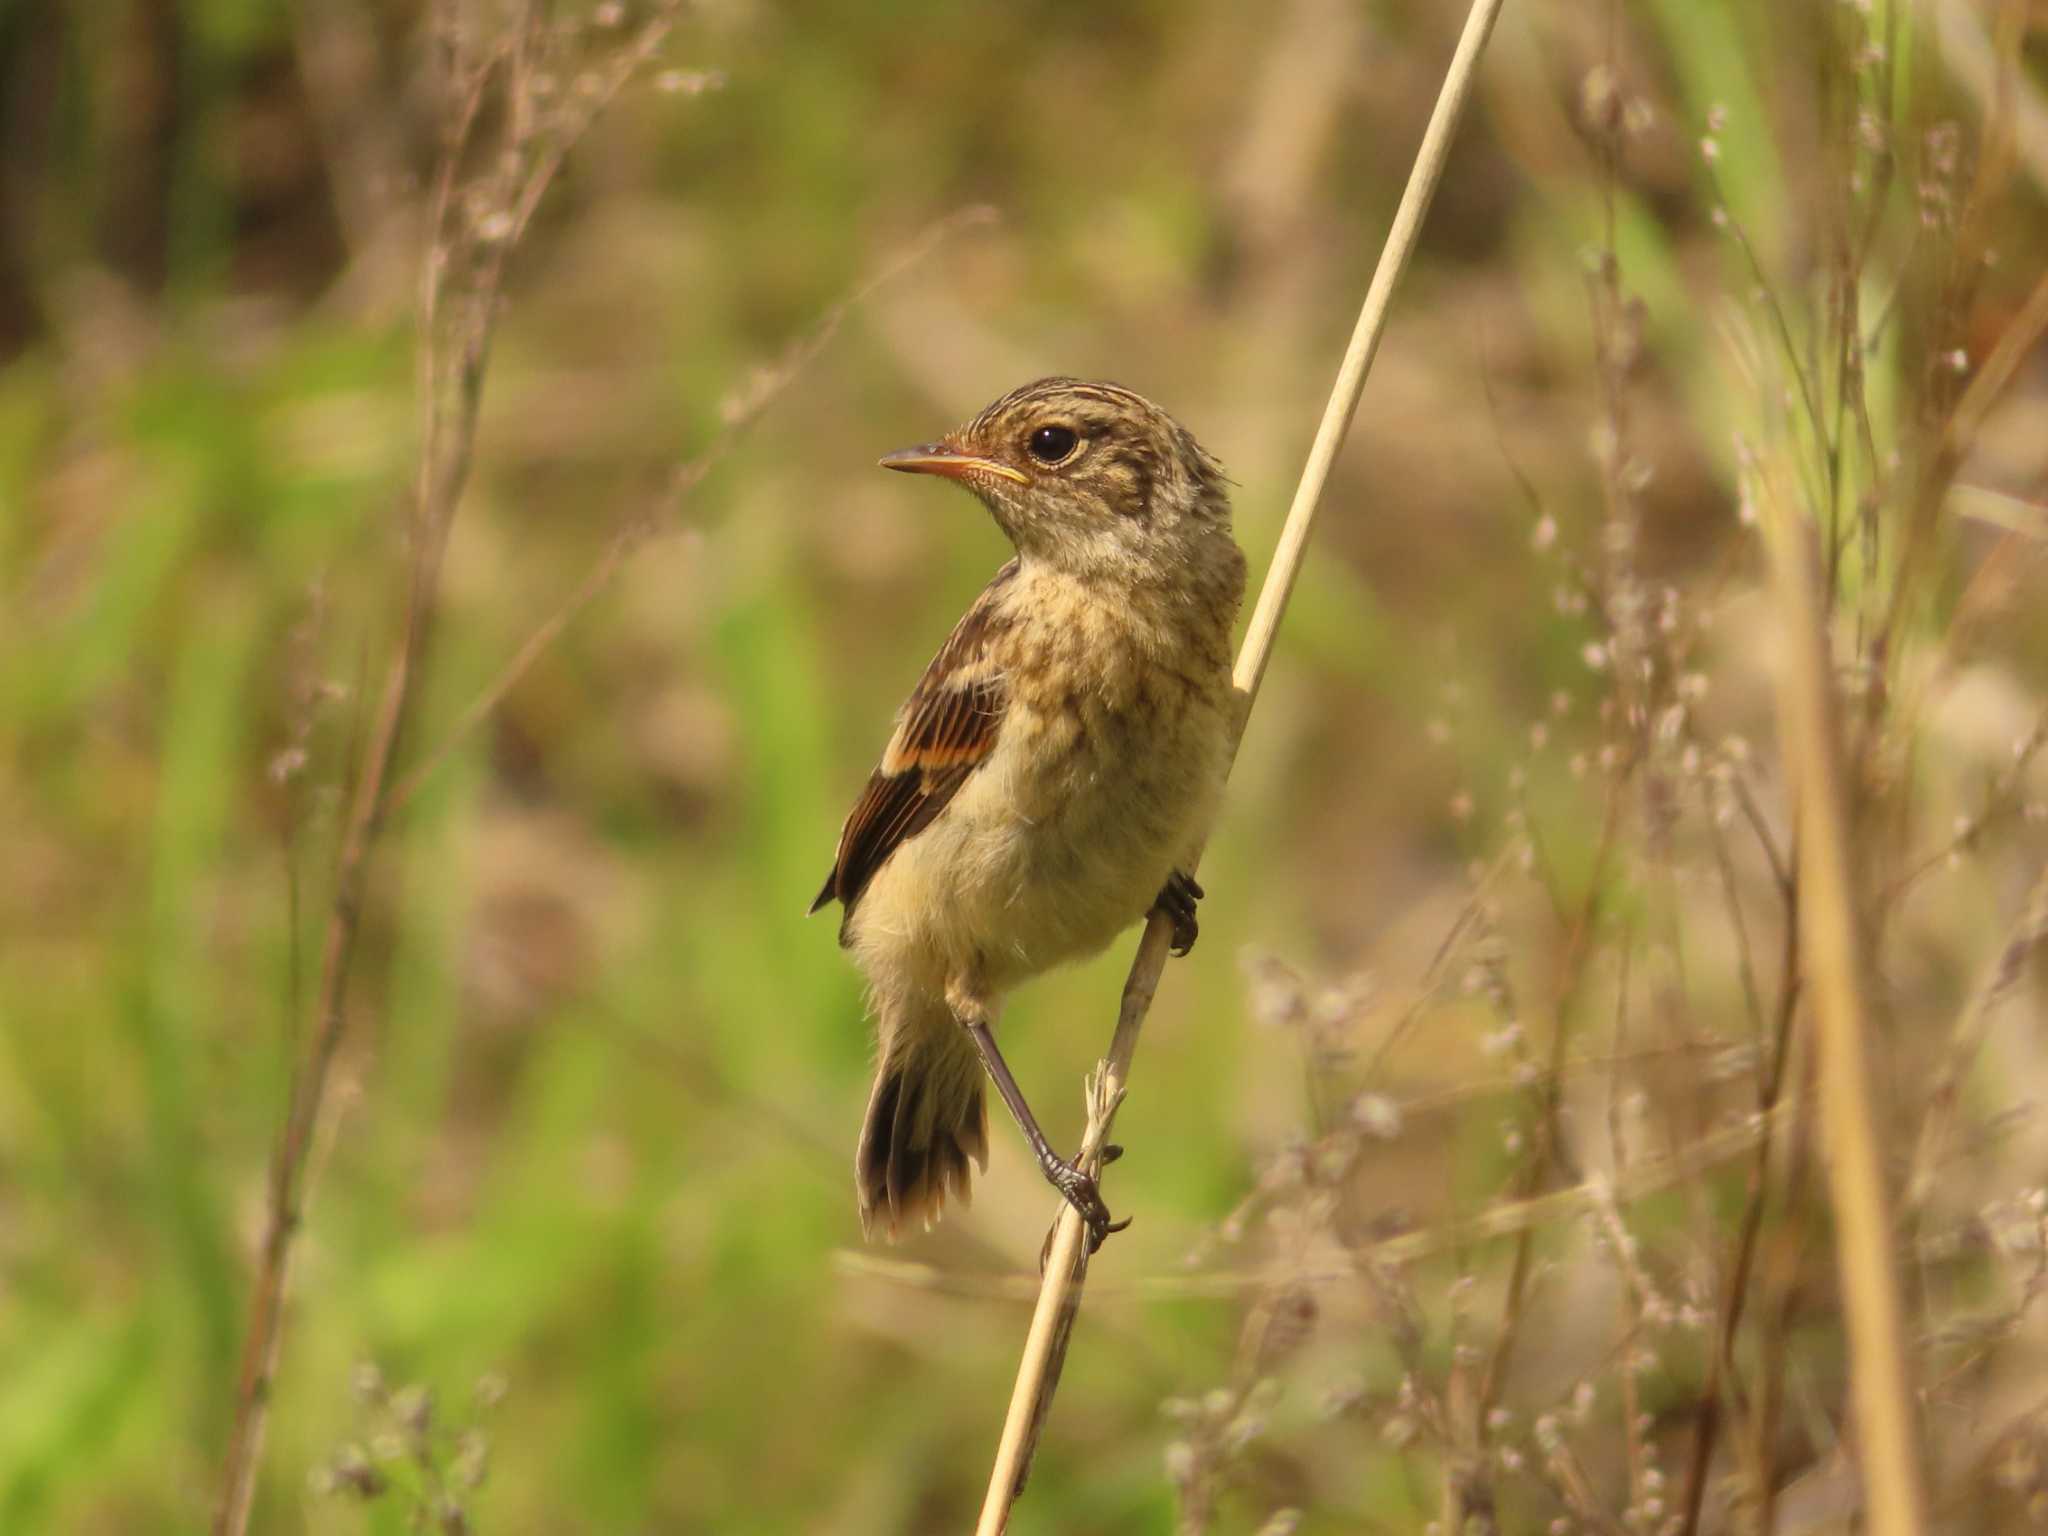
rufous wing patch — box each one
[810,560,1018,922]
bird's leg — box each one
[949,980,1129,1253]
[1150,869,1204,957]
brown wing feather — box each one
[810,560,1019,925]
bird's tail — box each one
[856,1000,988,1238]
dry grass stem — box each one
[1758,459,1931,1536]
[974,0,1511,1527]
[213,6,690,1528]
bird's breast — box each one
[845,562,1239,995]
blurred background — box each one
[3,0,2046,1531]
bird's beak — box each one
[878,442,1030,486]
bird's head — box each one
[879,377,1233,579]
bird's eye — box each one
[1026,424,1079,464]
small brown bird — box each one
[811,378,1246,1248]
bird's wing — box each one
[810,559,1019,925]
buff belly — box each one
[845,680,1229,1007]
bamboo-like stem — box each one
[973,1,1511,1527]
[1757,459,1930,1536]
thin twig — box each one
[973,1,1511,1527]
[1474,774,1630,1423]
[1902,859,2048,1229]
[1878,706,2048,907]
[1677,844,1800,1536]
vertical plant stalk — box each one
[211,7,689,1530]
[1757,461,1930,1536]
[1676,856,1800,1536]
[974,0,1511,1528]
[212,48,482,1536]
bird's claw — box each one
[1152,869,1204,957]
[1044,1155,1130,1255]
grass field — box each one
[3,1,2047,1531]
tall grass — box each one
[1139,2,2048,1531]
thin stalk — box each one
[1757,456,1930,1536]
[212,10,689,1527]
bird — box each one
[811,377,1247,1250]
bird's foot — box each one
[1151,869,1204,957]
[1041,1153,1131,1256]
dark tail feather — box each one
[856,1051,989,1238]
